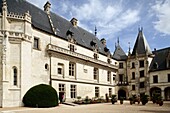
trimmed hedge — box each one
[22,84,58,108]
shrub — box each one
[140,94,149,105]
[22,84,58,108]
[111,95,117,104]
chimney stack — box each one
[44,1,51,14]
[70,18,78,27]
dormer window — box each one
[153,62,158,69]
[104,47,109,52]
[70,18,78,27]
[70,44,75,52]
[107,58,111,64]
[94,53,98,59]
[90,40,96,47]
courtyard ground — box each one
[0,101,170,113]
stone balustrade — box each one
[47,44,118,70]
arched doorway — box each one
[150,87,161,98]
[118,89,126,100]
[165,87,170,100]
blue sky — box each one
[27,0,170,54]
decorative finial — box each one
[128,42,131,54]
[117,37,119,45]
[138,26,143,32]
[95,26,97,36]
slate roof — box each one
[0,0,110,56]
[149,47,170,72]
[131,29,152,56]
[113,44,127,61]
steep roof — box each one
[149,47,170,72]
[0,0,110,56]
[131,29,152,56]
[113,44,127,61]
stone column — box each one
[161,90,165,100]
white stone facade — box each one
[0,1,117,107]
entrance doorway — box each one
[118,89,126,100]
[165,87,170,100]
[59,92,65,103]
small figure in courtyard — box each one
[105,93,109,102]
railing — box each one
[47,44,118,70]
[117,81,129,86]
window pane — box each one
[132,62,135,68]
[13,68,17,86]
[69,63,75,76]
[139,60,144,67]
[34,38,39,49]
[70,85,76,98]
[153,75,158,83]
[168,74,170,82]
[140,70,144,77]
[119,63,123,68]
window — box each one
[13,67,17,86]
[168,60,170,68]
[70,85,76,98]
[168,74,170,82]
[140,70,144,77]
[58,68,62,74]
[70,44,74,52]
[132,72,135,80]
[119,63,123,69]
[59,84,65,92]
[69,62,75,76]
[95,87,99,97]
[119,74,123,82]
[153,75,158,83]
[140,82,145,88]
[107,59,111,64]
[132,85,135,90]
[139,60,144,68]
[33,37,39,49]
[93,68,98,80]
[132,62,135,68]
[107,71,111,82]
[109,88,112,97]
[58,63,64,75]
[45,63,49,70]
[94,53,98,59]
[113,74,116,81]
[153,62,158,69]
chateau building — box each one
[114,28,170,101]
[0,0,170,108]
[0,0,118,107]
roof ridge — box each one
[153,46,170,52]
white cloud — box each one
[152,0,170,35]
[66,0,140,39]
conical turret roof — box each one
[132,28,152,56]
[113,43,127,61]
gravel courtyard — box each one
[1,101,170,113]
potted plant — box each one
[156,96,163,106]
[152,94,159,104]
[120,97,124,104]
[111,95,117,104]
[140,94,149,105]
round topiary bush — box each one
[22,84,58,108]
